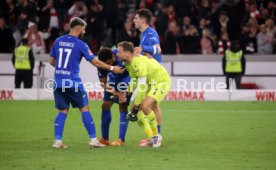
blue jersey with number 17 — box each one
[50,34,95,88]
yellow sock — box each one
[147,110,158,136]
[137,111,153,139]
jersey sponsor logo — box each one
[55,70,71,75]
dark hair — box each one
[98,47,113,62]
[230,40,241,52]
[69,17,87,29]
[21,38,28,45]
[117,41,134,53]
[136,8,152,24]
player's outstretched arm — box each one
[91,58,124,74]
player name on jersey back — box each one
[59,41,75,48]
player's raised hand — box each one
[112,66,124,74]
[134,47,142,55]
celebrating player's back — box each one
[50,34,93,87]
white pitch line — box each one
[164,109,276,113]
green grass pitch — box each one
[0,101,276,170]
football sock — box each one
[82,111,96,139]
[147,110,158,136]
[137,111,153,139]
[157,125,161,134]
[101,109,111,140]
[54,112,67,140]
[119,111,128,142]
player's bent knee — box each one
[140,103,151,115]
[119,103,128,112]
[102,102,112,110]
[59,109,69,114]
[80,105,89,112]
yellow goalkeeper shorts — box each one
[147,80,171,103]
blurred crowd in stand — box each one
[0,0,275,55]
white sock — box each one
[90,138,97,141]
[55,140,62,143]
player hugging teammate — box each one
[98,9,171,148]
[50,8,170,149]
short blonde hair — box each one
[117,41,134,53]
[69,17,87,29]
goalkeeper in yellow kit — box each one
[117,41,171,147]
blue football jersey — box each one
[97,49,129,81]
[50,34,95,88]
[140,27,162,63]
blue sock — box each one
[101,109,111,140]
[82,111,96,139]
[119,111,129,142]
[54,112,67,140]
[158,125,161,134]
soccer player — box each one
[49,17,124,149]
[117,41,171,148]
[97,47,130,146]
[133,8,163,143]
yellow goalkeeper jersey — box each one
[125,55,170,84]
[125,55,171,105]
